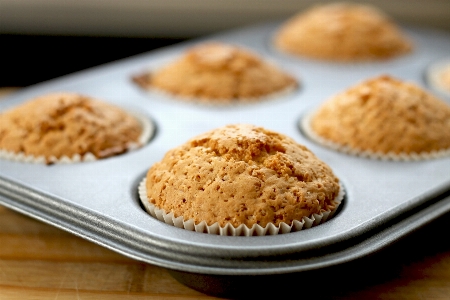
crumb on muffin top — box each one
[0,92,143,162]
[274,2,412,61]
[145,124,340,228]
[310,75,450,154]
[133,42,298,102]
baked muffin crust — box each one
[145,124,340,228]
[274,3,412,61]
[134,43,297,102]
[310,75,450,155]
[0,92,143,162]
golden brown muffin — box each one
[428,60,450,94]
[442,69,450,92]
[274,3,412,61]
[133,42,298,103]
[144,124,340,229]
[441,68,450,93]
[0,92,144,163]
[309,75,450,156]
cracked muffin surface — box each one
[145,124,340,228]
[134,42,298,102]
[0,92,143,162]
[274,3,412,61]
[310,75,450,155]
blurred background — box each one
[1,0,450,87]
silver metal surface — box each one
[1,22,450,276]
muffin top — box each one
[441,64,450,93]
[441,67,450,92]
[134,42,297,102]
[274,2,412,61]
[0,92,143,163]
[429,61,450,94]
[310,75,450,155]
[145,124,340,228]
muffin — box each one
[427,59,450,96]
[274,3,413,61]
[0,92,152,164]
[304,75,450,160]
[140,124,342,236]
[133,42,298,103]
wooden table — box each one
[1,89,450,299]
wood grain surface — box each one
[1,89,450,299]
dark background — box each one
[1,35,186,87]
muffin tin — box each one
[1,21,450,294]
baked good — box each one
[274,3,412,61]
[133,42,298,103]
[440,68,450,92]
[440,68,450,93]
[427,59,450,95]
[307,75,450,158]
[0,92,148,163]
[141,124,342,235]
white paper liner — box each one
[426,58,450,97]
[138,178,344,236]
[300,111,450,161]
[134,71,299,107]
[0,111,155,164]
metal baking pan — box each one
[1,21,450,296]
